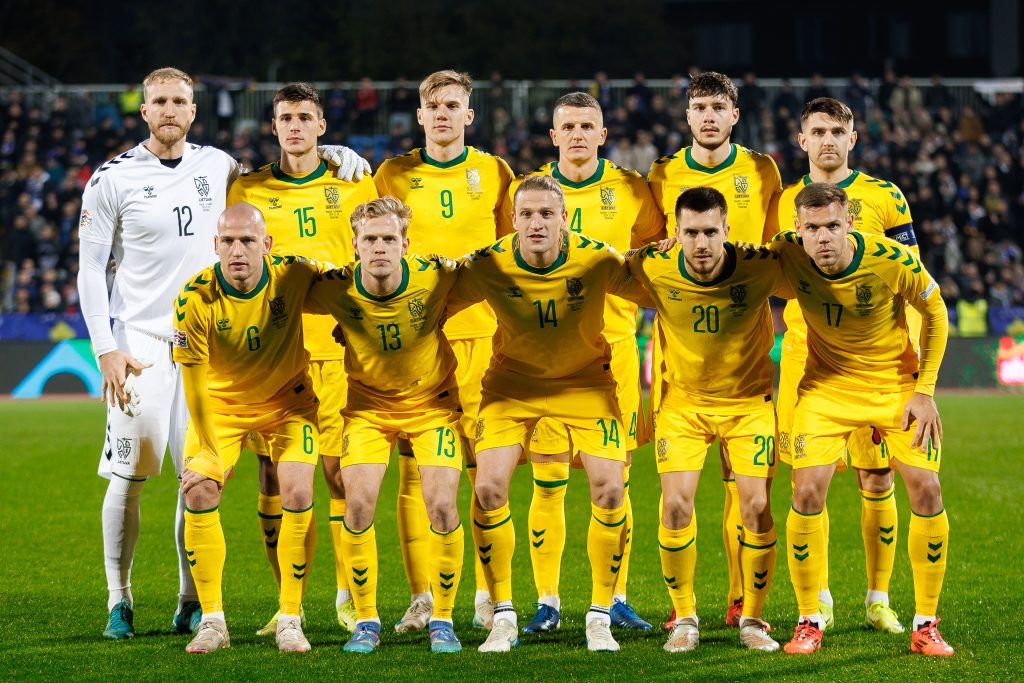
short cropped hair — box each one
[687,71,738,106]
[142,67,193,99]
[553,91,602,113]
[513,174,565,211]
[794,182,849,213]
[419,70,473,103]
[350,196,413,237]
[675,186,728,220]
[800,97,854,126]
[274,82,323,115]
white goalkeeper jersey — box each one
[79,142,235,342]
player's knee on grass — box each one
[895,464,943,516]
[735,483,772,533]
[185,478,221,511]
[581,455,624,509]
[856,467,894,493]
[473,477,509,511]
[661,491,695,529]
[321,456,345,498]
[258,455,280,496]
[792,479,828,515]
[277,462,315,510]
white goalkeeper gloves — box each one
[317,145,372,182]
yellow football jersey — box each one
[228,160,378,361]
[647,144,782,244]
[173,254,325,412]
[374,146,514,341]
[305,253,459,411]
[770,170,919,348]
[509,159,666,342]
[770,230,946,394]
[627,242,787,413]
[451,231,639,383]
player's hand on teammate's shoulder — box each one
[902,392,943,451]
[318,145,372,182]
[657,235,677,251]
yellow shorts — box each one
[531,338,648,455]
[341,400,463,471]
[790,384,941,472]
[476,377,625,461]
[452,336,491,442]
[778,345,889,469]
[250,359,348,458]
[654,399,778,477]
[184,400,319,481]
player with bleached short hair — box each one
[175,202,327,654]
[375,69,514,632]
[508,91,665,634]
[770,183,953,657]
[627,186,787,653]
[303,196,466,654]
[79,66,369,642]
[452,175,647,654]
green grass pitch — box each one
[1,394,1021,681]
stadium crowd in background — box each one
[0,72,1022,335]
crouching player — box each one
[174,202,325,653]
[627,187,787,652]
[304,196,466,654]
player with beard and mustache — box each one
[78,67,369,642]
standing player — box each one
[79,67,234,640]
[453,175,644,654]
[175,202,325,654]
[374,70,513,631]
[627,187,786,653]
[305,197,465,654]
[767,97,919,633]
[647,71,782,627]
[772,183,953,657]
[228,82,377,635]
[79,67,369,641]
[510,91,665,633]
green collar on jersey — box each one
[677,242,737,286]
[684,144,737,174]
[355,257,410,301]
[809,230,865,280]
[215,258,269,299]
[271,160,328,185]
[802,169,859,189]
[421,146,469,168]
[551,159,605,189]
[513,232,569,274]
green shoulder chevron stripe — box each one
[416,257,430,271]
[872,242,888,257]
[272,255,283,264]
[902,253,915,266]
[877,181,893,188]
[183,283,198,292]
[896,202,908,214]
[887,247,902,260]
[177,296,188,308]
[578,235,592,248]
[194,275,210,285]
[492,243,506,252]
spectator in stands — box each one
[353,77,379,135]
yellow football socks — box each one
[184,506,226,614]
[278,504,312,615]
[739,525,777,619]
[528,460,569,598]
[466,466,488,593]
[429,524,464,621]
[659,514,697,618]
[787,507,825,616]
[862,486,898,593]
[472,502,515,603]
[397,453,430,595]
[613,464,634,599]
[589,502,627,607]
[820,504,831,595]
[723,479,743,607]
[257,493,283,585]
[908,509,949,617]
[341,521,379,621]
[328,497,350,592]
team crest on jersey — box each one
[116,438,132,465]
[325,187,340,208]
[173,329,189,349]
[566,277,585,311]
[143,186,157,199]
[349,308,363,320]
[849,198,862,216]
[798,279,811,294]
[79,209,93,229]
[408,297,427,330]
[342,434,350,458]
[656,437,669,463]
[600,187,616,210]
[194,176,210,197]
[216,318,231,331]
[410,177,424,190]
[668,288,682,302]
[466,168,482,194]
[475,418,485,441]
[506,285,523,298]
[269,296,288,327]
[733,175,749,196]
[268,197,282,210]
[856,284,872,306]
[778,431,790,455]
[730,284,747,306]
[794,433,807,459]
